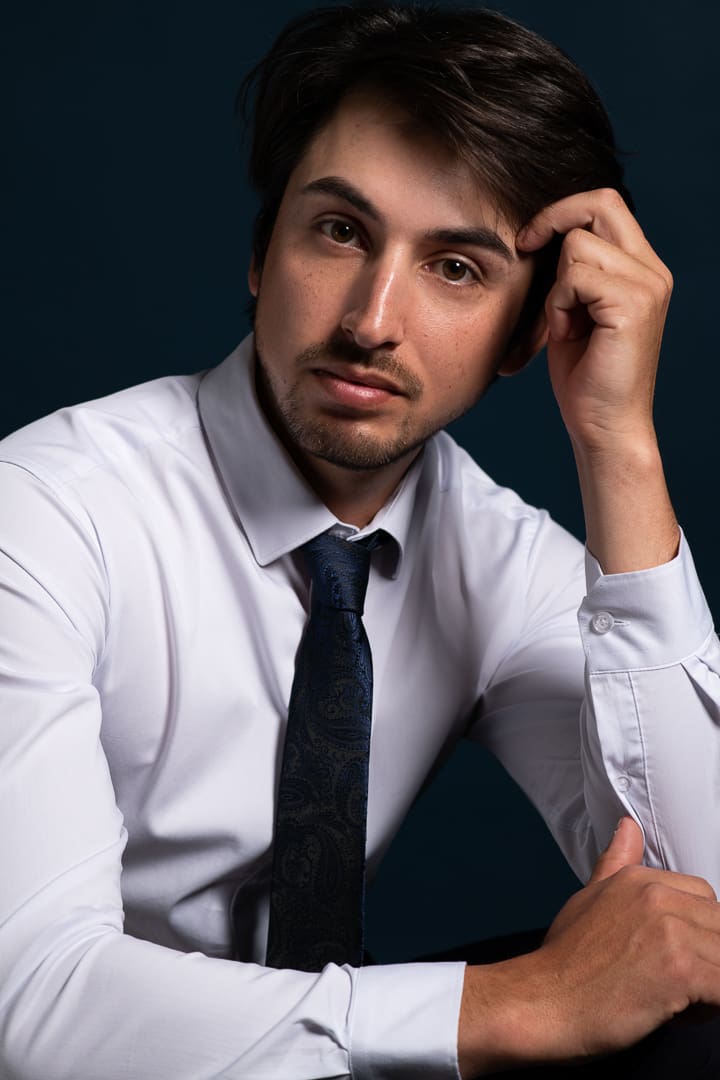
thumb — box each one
[589,816,644,884]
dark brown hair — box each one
[238,3,633,336]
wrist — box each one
[457,955,565,1077]
[571,435,679,574]
[570,425,660,473]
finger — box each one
[518,188,652,262]
[662,927,720,1009]
[589,817,644,884]
[589,839,718,901]
[647,875,719,905]
[557,226,664,280]
[544,261,616,342]
[544,262,661,342]
[556,227,671,297]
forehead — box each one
[286,90,513,235]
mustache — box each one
[297,335,423,400]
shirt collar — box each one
[197,334,423,575]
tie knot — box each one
[302,532,380,614]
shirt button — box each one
[617,776,630,792]
[591,611,615,634]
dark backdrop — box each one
[4,2,718,961]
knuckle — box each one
[559,230,590,268]
[657,911,682,942]
[564,227,587,251]
[662,937,693,984]
[689,874,716,902]
[642,880,670,914]
[594,187,626,211]
[656,265,674,297]
[629,283,657,317]
[563,261,584,288]
[613,864,644,887]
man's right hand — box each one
[457,817,720,1077]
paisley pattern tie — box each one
[265,531,381,972]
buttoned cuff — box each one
[349,961,464,1079]
[579,529,714,673]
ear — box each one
[248,254,260,297]
[497,309,549,377]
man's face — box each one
[250,92,539,475]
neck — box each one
[293,451,420,528]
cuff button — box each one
[591,611,615,634]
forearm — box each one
[459,933,627,1079]
[457,957,546,1078]
[458,816,720,1078]
[572,433,679,574]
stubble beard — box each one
[254,333,465,472]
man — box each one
[1,4,719,1078]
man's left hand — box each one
[517,189,679,572]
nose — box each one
[340,256,407,351]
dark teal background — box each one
[5,2,718,961]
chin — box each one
[291,416,430,472]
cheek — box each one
[422,299,517,402]
[259,251,337,333]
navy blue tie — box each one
[265,531,380,972]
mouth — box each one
[313,364,404,395]
[311,365,404,410]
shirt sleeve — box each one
[0,462,464,1080]
[578,531,720,886]
[474,516,720,891]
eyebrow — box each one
[302,176,380,221]
[300,175,516,263]
[424,227,514,263]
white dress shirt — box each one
[1,334,719,1080]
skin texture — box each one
[517,191,679,573]
[458,819,720,1076]
[250,92,542,527]
[250,91,713,1073]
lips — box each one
[311,366,402,410]
[313,364,403,395]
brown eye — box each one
[328,221,356,244]
[442,259,469,282]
